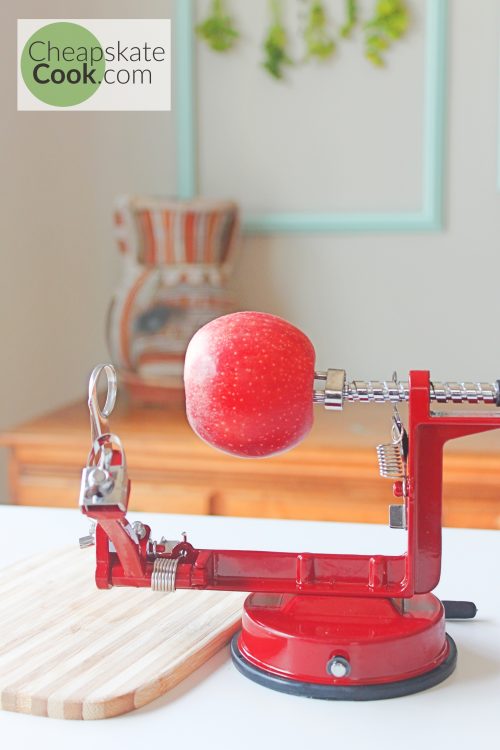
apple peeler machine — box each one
[79,312,499,700]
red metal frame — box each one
[83,371,500,598]
[237,591,449,686]
[81,370,500,688]
[406,371,500,592]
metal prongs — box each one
[323,369,346,410]
[314,369,346,409]
[151,557,179,592]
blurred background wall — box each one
[1,0,500,500]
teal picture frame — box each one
[497,45,500,191]
[174,0,448,234]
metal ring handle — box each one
[88,364,117,443]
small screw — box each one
[86,467,115,498]
[327,656,351,678]
[132,521,147,540]
[88,468,107,485]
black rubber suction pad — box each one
[230,633,457,701]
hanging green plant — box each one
[262,0,293,79]
[341,0,358,39]
[364,0,409,67]
[196,0,239,52]
[194,0,412,79]
[304,1,335,61]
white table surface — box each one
[0,505,499,749]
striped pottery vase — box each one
[108,195,240,404]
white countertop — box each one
[0,505,499,749]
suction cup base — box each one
[231,633,457,700]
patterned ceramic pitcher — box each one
[108,195,239,403]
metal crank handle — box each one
[314,370,500,410]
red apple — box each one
[184,311,316,457]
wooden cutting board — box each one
[0,546,246,720]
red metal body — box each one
[238,592,448,685]
[83,371,500,687]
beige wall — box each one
[228,0,500,380]
[0,0,174,499]
[1,1,500,500]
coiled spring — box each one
[376,419,405,480]
[376,443,404,480]
[314,376,499,405]
[151,557,179,592]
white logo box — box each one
[18,19,171,111]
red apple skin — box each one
[184,311,316,458]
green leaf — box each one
[341,0,358,39]
[304,1,336,61]
[196,0,239,53]
[365,50,385,67]
[364,0,409,67]
[262,1,293,80]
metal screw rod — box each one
[314,373,499,407]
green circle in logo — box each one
[21,22,105,107]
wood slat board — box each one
[0,546,246,720]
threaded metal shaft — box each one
[313,375,499,406]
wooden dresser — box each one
[2,399,500,529]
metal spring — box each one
[151,557,179,592]
[428,381,498,404]
[314,377,499,405]
[345,380,409,403]
[376,443,404,480]
[352,380,499,404]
